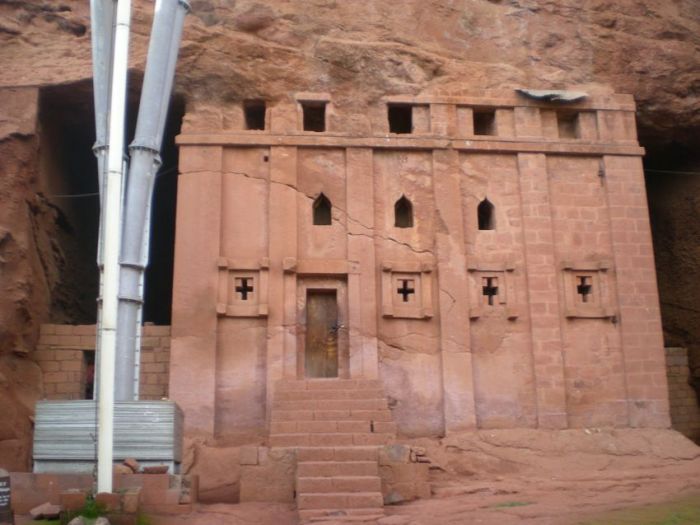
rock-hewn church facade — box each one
[169,90,670,440]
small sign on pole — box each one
[0,469,13,525]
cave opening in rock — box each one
[37,80,184,326]
[643,135,700,424]
[38,81,103,325]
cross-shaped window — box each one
[576,276,592,303]
[396,279,415,302]
[235,277,254,300]
[482,276,499,306]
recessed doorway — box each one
[297,278,349,379]
[305,290,339,378]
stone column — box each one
[517,153,568,429]
[169,145,223,436]
[603,155,671,427]
[267,146,298,402]
[433,149,477,432]
[346,148,379,379]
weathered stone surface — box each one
[1,1,697,144]
[142,465,169,475]
[240,447,296,503]
[123,458,141,473]
[113,464,133,476]
[29,501,61,520]
[182,440,241,503]
[0,0,698,476]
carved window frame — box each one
[216,257,269,317]
[561,259,616,319]
[467,260,519,320]
[381,261,433,319]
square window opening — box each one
[557,111,580,139]
[302,102,327,132]
[388,104,413,134]
[83,351,95,400]
[473,109,496,136]
[244,100,266,130]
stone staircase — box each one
[270,379,397,523]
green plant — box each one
[61,493,108,524]
[136,512,152,525]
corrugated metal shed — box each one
[33,400,183,473]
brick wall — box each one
[665,347,700,442]
[36,324,171,400]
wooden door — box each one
[305,290,339,378]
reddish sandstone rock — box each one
[0,0,698,474]
[29,501,61,520]
[142,465,169,475]
[123,458,141,473]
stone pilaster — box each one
[603,155,670,427]
[433,149,477,432]
[169,145,223,436]
[517,153,568,429]
[346,148,379,379]
[267,147,299,402]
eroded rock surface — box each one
[0,0,699,472]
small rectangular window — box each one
[473,109,496,136]
[83,351,95,400]
[388,104,413,134]
[244,100,266,130]
[302,101,326,132]
[557,111,580,139]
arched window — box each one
[313,193,332,225]
[394,195,414,228]
[477,198,495,230]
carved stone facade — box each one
[169,90,670,439]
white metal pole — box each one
[97,0,131,494]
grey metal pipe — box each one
[114,0,190,401]
[90,0,117,401]
[91,0,116,197]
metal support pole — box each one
[114,0,190,401]
[97,0,131,494]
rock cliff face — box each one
[0,0,698,469]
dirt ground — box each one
[151,428,700,525]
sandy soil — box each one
[153,428,700,525]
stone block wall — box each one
[36,324,171,400]
[665,347,700,442]
[172,91,671,439]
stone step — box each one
[297,476,382,494]
[271,420,397,435]
[296,447,379,462]
[297,461,378,478]
[270,432,394,447]
[276,379,383,392]
[297,491,384,510]
[275,389,386,401]
[273,398,388,411]
[298,508,385,523]
[271,408,394,422]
